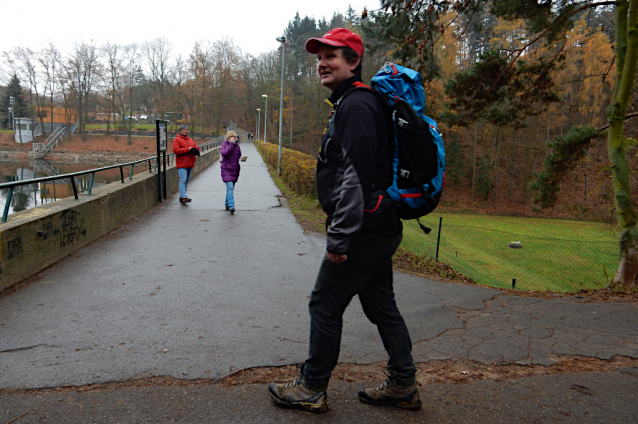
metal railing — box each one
[30,125,68,158]
[30,159,61,176]
[1,138,223,222]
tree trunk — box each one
[585,148,590,197]
[128,85,133,145]
[492,127,502,203]
[609,0,638,288]
[471,121,478,201]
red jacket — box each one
[173,134,199,168]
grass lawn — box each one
[402,213,618,292]
[255,143,620,293]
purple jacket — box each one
[220,139,242,182]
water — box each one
[0,159,151,218]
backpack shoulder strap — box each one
[334,82,373,108]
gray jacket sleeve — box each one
[326,152,364,254]
[326,92,381,254]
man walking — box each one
[268,28,420,413]
[172,125,199,205]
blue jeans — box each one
[302,231,416,390]
[225,181,235,209]
[178,167,192,199]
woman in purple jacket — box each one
[220,130,242,214]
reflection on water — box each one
[0,159,150,218]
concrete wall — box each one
[0,147,220,292]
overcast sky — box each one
[2,0,374,58]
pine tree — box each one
[345,4,361,28]
[0,74,28,129]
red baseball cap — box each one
[305,28,364,58]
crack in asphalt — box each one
[0,344,53,353]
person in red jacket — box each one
[172,125,200,205]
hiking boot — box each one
[225,206,230,210]
[179,198,188,205]
[230,208,235,215]
[358,377,421,410]
[268,377,328,413]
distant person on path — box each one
[172,125,199,205]
[247,132,252,140]
[268,29,420,413]
[220,130,242,214]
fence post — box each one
[2,187,14,222]
[88,172,95,195]
[435,217,443,262]
[70,176,78,199]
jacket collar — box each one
[328,75,362,106]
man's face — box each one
[181,128,189,136]
[316,46,359,92]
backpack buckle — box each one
[398,118,409,128]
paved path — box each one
[1,129,637,422]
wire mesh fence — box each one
[401,216,619,292]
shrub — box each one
[255,141,317,198]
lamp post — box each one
[9,96,15,130]
[256,108,261,141]
[262,94,268,144]
[276,36,286,175]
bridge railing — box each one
[0,138,223,222]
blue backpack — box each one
[371,63,446,226]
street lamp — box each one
[9,96,15,130]
[262,94,268,144]
[256,108,261,141]
[276,36,286,175]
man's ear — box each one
[349,58,361,72]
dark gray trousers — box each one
[302,231,417,390]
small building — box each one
[14,118,41,143]
[36,107,79,133]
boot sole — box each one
[358,394,422,410]
[268,388,329,413]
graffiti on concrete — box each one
[8,237,23,259]
[38,220,60,241]
[59,209,87,247]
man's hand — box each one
[326,251,347,264]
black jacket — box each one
[317,76,402,254]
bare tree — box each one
[39,43,61,135]
[4,47,47,137]
[100,42,124,139]
[122,44,139,144]
[61,41,101,140]
[142,38,174,118]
